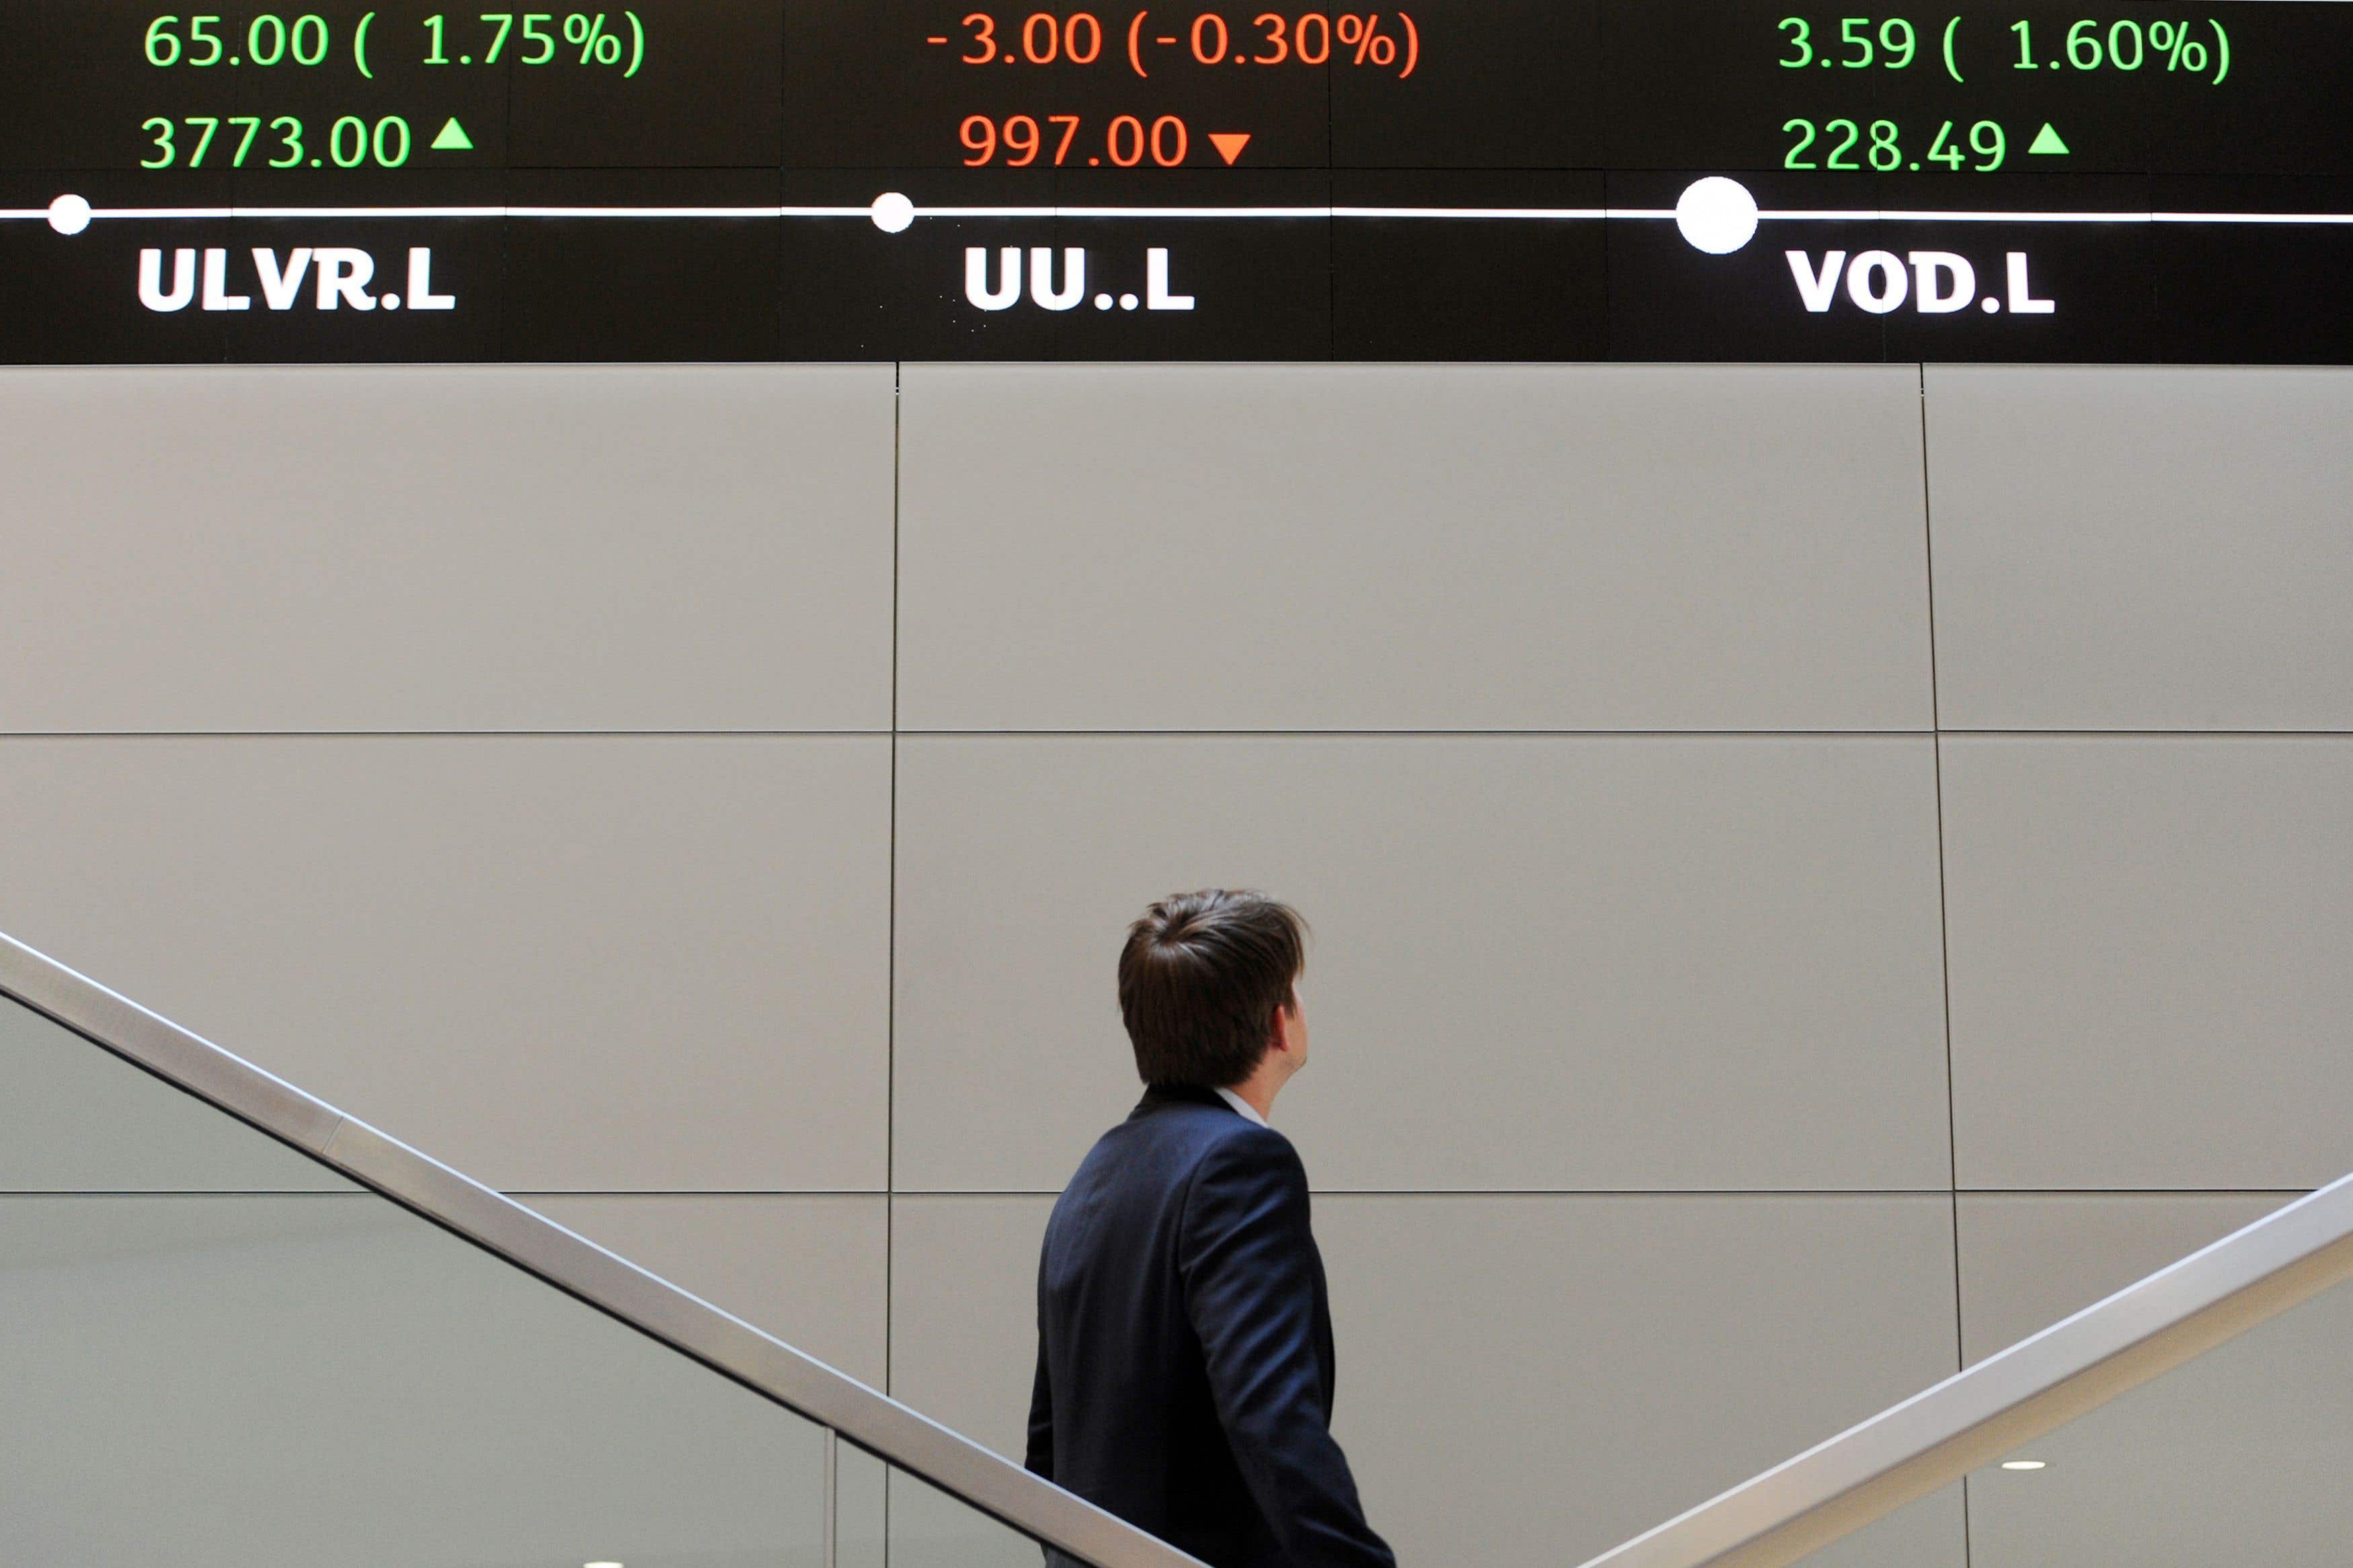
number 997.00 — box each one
[1784,117,2005,171]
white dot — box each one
[1981,296,2001,313]
[382,294,401,310]
[1094,293,1113,310]
[1119,293,1139,311]
[46,194,92,237]
[1673,176,1759,256]
[869,192,914,234]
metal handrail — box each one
[0,930,1206,1568]
[1576,1165,2353,1568]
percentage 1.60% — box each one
[934,11,1420,79]
[1776,14,2229,86]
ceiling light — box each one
[1999,1460,2047,1471]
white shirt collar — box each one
[1213,1086,1269,1127]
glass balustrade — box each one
[1577,1173,2353,1568]
[1952,1260,2353,1568]
[1734,1260,2353,1568]
[0,979,1103,1568]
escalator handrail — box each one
[1574,1163,2353,1568]
[0,929,1207,1568]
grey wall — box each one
[3,362,2348,1568]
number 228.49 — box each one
[141,114,413,167]
[1783,116,2005,171]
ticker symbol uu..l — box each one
[965,248,1195,312]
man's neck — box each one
[1213,1085,1268,1126]
[1222,1075,1279,1124]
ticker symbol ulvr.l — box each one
[138,247,458,312]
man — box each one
[1027,890,1396,1568]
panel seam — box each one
[1921,362,1977,1568]
[887,360,902,1407]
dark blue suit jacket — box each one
[1027,1085,1396,1568]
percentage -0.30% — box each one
[930,11,1420,79]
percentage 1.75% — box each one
[932,10,1420,79]
[422,11,647,74]
[141,11,646,79]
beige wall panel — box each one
[1956,1193,2297,1365]
[0,736,890,1191]
[1925,366,2353,730]
[1956,1194,2353,1568]
[525,1194,888,1386]
[890,1193,1964,1568]
[0,365,895,732]
[1942,737,2353,1190]
[893,735,1951,1192]
[888,1196,1053,1442]
[898,365,1933,731]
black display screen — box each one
[2,0,2347,362]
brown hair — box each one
[1117,890,1306,1089]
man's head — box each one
[1118,890,1308,1091]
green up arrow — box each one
[2028,123,2070,156]
[430,118,474,152]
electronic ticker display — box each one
[1,0,2348,362]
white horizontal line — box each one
[1788,210,2353,226]
[94,206,239,220]
[1332,206,1613,219]
[2153,210,2353,224]
[506,204,791,218]
[1875,208,2153,222]
[1053,205,1334,218]
[3,204,2348,226]
[229,206,501,218]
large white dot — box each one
[869,192,914,234]
[1673,177,1759,255]
[46,193,92,237]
